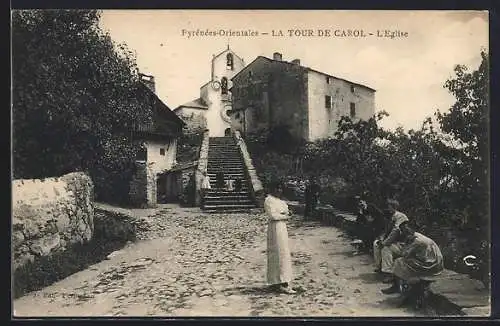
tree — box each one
[12,10,151,203]
[436,50,489,230]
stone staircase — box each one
[202,136,256,213]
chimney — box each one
[139,73,156,94]
[291,59,301,65]
[273,52,282,61]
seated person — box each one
[234,178,243,192]
[382,221,444,295]
[215,170,225,189]
[226,178,235,191]
[355,197,384,253]
[373,199,409,283]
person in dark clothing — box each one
[354,195,385,253]
[234,177,243,192]
[215,170,225,189]
[304,177,321,219]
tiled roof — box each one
[174,98,209,111]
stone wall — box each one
[233,130,265,207]
[129,161,157,208]
[12,172,94,272]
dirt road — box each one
[14,205,427,317]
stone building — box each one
[229,52,376,142]
[174,46,245,137]
[129,73,185,207]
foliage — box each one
[12,10,151,204]
[176,131,205,164]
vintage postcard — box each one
[11,10,490,318]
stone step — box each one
[207,168,245,172]
[207,157,242,160]
[205,194,252,200]
[208,181,248,186]
[204,199,254,206]
[208,155,240,158]
[207,159,242,162]
[208,145,236,148]
[205,190,251,195]
[208,147,239,149]
[202,204,256,210]
[207,160,243,163]
[203,209,254,214]
[207,177,246,181]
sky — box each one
[99,10,488,131]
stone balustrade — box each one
[232,130,265,207]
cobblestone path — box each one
[14,205,425,317]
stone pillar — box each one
[194,130,210,206]
[129,161,157,208]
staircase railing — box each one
[195,129,210,206]
[232,130,265,207]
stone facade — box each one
[12,172,94,272]
[129,161,157,208]
[231,53,376,142]
[145,139,178,175]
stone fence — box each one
[233,130,265,207]
[12,172,95,273]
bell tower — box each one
[204,46,245,137]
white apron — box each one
[265,195,293,285]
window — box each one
[221,77,228,94]
[325,95,332,109]
[226,53,234,70]
[225,109,232,117]
[249,71,253,77]
[326,76,331,84]
[160,148,165,156]
[350,102,356,118]
[350,85,356,93]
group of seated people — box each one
[355,197,445,307]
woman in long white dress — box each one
[265,183,296,294]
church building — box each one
[174,46,245,137]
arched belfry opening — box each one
[226,53,234,70]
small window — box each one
[160,148,165,156]
[249,71,253,77]
[225,109,232,117]
[350,102,356,118]
[226,53,234,70]
[350,85,356,93]
[325,95,332,109]
[326,76,331,84]
[221,77,228,94]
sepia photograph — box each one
[11,9,490,318]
